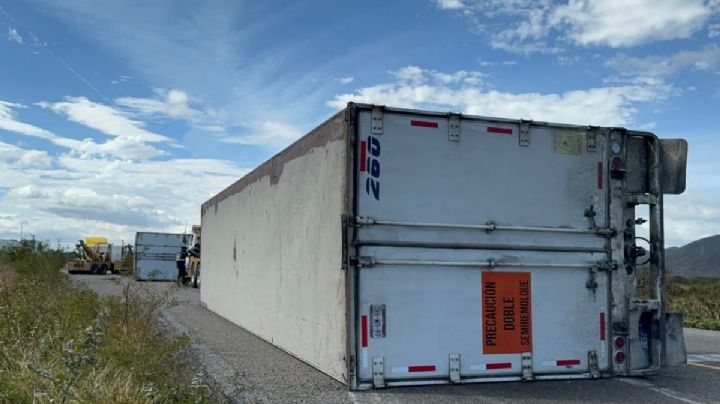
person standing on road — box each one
[176,246,189,285]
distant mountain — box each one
[666,235,720,278]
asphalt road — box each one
[74,274,720,404]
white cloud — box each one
[1,99,165,160]
[0,140,52,169]
[328,65,672,127]
[434,0,466,10]
[0,152,248,244]
[0,140,20,161]
[110,75,132,85]
[664,193,720,246]
[0,101,57,142]
[7,27,22,44]
[8,184,173,227]
[478,60,518,66]
[710,22,720,37]
[551,0,711,47]
[392,66,485,86]
[115,89,206,121]
[556,55,580,66]
[337,77,354,85]
[393,66,425,84]
[69,136,165,160]
[433,70,485,85]
[17,150,53,168]
[607,46,720,77]
[437,0,718,52]
[38,96,171,143]
[220,121,303,147]
[492,6,558,53]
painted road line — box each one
[687,354,720,362]
[617,378,702,404]
[688,362,720,371]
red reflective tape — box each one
[359,141,367,172]
[408,365,436,373]
[361,315,368,347]
[597,161,603,189]
[557,359,581,366]
[410,120,438,128]
[600,313,606,341]
[486,362,512,370]
[487,126,513,135]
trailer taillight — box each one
[610,156,625,180]
[613,336,625,349]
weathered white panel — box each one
[201,117,348,382]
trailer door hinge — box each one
[627,194,658,206]
[371,107,383,135]
[448,114,461,142]
[352,216,375,227]
[588,350,601,379]
[519,119,531,147]
[485,220,497,233]
[598,260,618,272]
[595,227,617,238]
[372,357,386,388]
[629,298,661,311]
[521,352,534,381]
[586,266,598,294]
[352,256,375,268]
[449,353,461,384]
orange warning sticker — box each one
[482,272,532,354]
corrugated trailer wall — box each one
[201,111,350,382]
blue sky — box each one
[0,0,719,247]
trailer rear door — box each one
[135,232,189,281]
[354,109,611,387]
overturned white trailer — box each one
[201,103,688,389]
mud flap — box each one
[662,313,687,367]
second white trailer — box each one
[201,104,688,389]
[135,232,189,281]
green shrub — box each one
[0,246,214,403]
[667,277,720,331]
